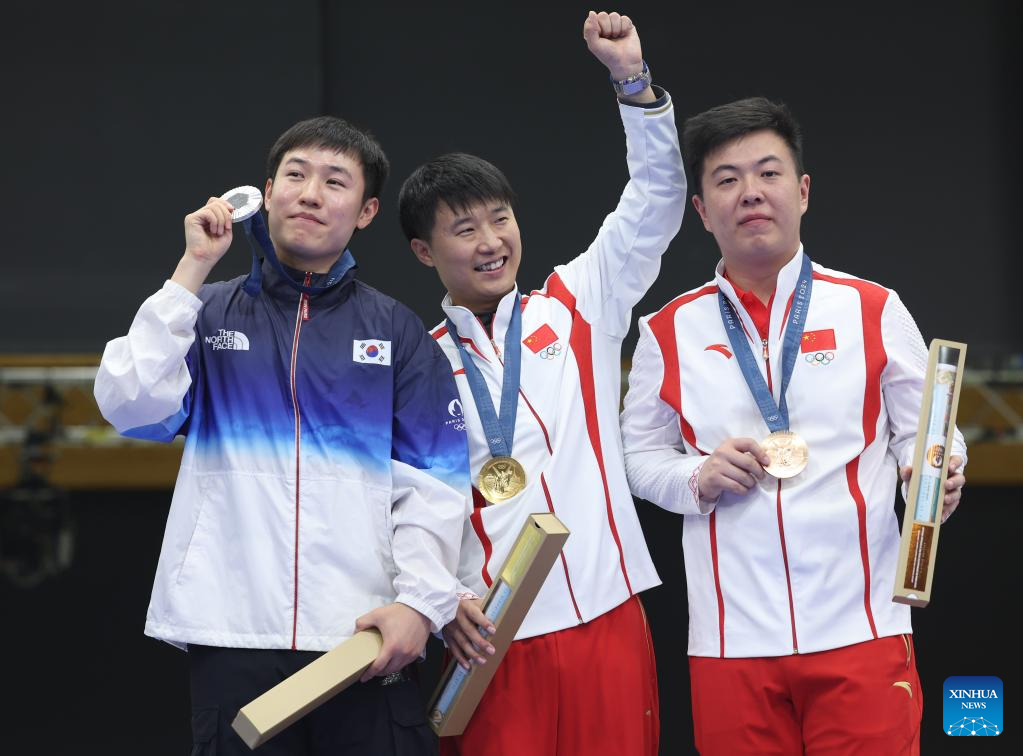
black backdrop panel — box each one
[0,1,1020,359]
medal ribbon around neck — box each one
[446,296,522,460]
[717,253,813,434]
[220,186,353,298]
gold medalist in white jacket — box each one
[431,94,686,640]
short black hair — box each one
[683,97,804,196]
[265,116,390,202]
[398,153,516,242]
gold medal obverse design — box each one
[761,431,809,479]
[478,456,527,503]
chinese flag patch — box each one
[801,329,836,353]
[523,324,558,353]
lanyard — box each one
[446,298,522,458]
[717,253,813,433]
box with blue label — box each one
[428,512,570,736]
[893,339,967,607]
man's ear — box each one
[692,194,712,233]
[799,173,810,216]
[264,177,273,205]
[356,197,380,230]
[409,238,436,268]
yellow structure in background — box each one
[1,355,1021,490]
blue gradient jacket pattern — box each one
[96,255,470,651]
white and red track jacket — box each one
[430,93,686,640]
[621,248,967,658]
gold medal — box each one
[761,431,809,479]
[478,456,527,503]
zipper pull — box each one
[301,295,310,321]
[762,338,769,360]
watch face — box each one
[621,78,650,95]
[613,64,650,96]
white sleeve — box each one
[388,321,473,632]
[881,291,968,474]
[555,92,686,336]
[93,280,201,441]
[390,461,469,633]
[621,316,713,515]
[453,514,488,600]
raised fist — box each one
[582,10,644,81]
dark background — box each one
[2,1,1019,753]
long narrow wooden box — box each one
[231,630,383,749]
[428,512,570,736]
[893,339,967,607]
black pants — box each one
[188,645,436,756]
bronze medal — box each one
[761,430,809,479]
[478,456,527,503]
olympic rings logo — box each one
[805,351,835,366]
[539,343,563,360]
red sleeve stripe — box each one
[529,271,577,313]
[569,312,633,596]
[647,286,717,450]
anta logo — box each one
[204,329,250,351]
[704,344,733,359]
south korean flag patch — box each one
[353,339,391,365]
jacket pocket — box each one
[175,474,214,585]
[385,676,436,756]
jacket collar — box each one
[714,245,806,351]
[259,249,359,305]
[441,285,521,360]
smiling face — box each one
[410,200,522,313]
[692,129,810,275]
[264,146,379,273]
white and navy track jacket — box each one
[95,254,470,651]
[621,248,967,658]
[430,92,686,640]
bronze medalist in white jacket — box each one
[621,248,968,659]
[430,94,686,640]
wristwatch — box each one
[610,61,651,97]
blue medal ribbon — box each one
[718,253,813,433]
[446,296,522,459]
[240,212,355,297]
